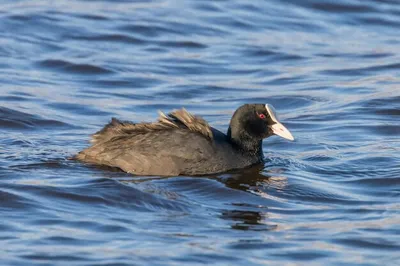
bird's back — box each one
[76,109,257,175]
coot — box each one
[76,104,294,176]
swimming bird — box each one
[76,104,294,176]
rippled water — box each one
[1,0,400,265]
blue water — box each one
[1,0,400,265]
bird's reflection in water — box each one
[217,164,288,231]
[220,164,288,195]
[220,209,278,231]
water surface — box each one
[1,0,400,265]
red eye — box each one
[258,113,266,119]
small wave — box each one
[320,62,400,76]
[333,237,400,251]
[308,1,376,13]
[67,33,146,45]
[37,59,113,75]
[160,40,207,49]
[45,102,114,117]
[0,107,69,130]
[0,189,37,210]
[243,47,306,62]
[4,177,191,214]
[343,176,400,188]
[117,24,181,37]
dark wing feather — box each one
[75,108,215,175]
[90,108,213,144]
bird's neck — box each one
[227,127,263,157]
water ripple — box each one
[1,0,400,265]
[0,107,69,130]
[38,59,114,75]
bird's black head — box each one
[227,103,294,154]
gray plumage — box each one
[76,104,293,176]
